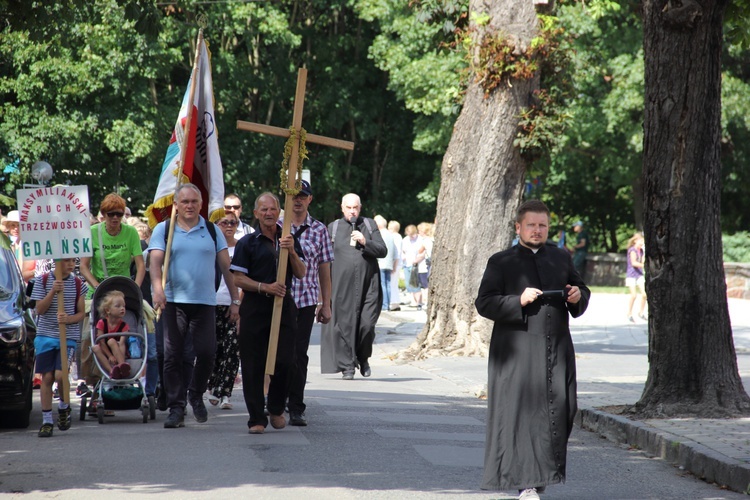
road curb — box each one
[577,408,750,494]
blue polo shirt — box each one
[149,216,227,305]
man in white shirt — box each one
[224,193,254,239]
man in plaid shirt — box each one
[279,180,333,426]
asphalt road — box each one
[0,322,745,500]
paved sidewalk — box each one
[375,294,750,494]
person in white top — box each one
[224,193,255,239]
[401,224,425,310]
[387,220,402,311]
[207,211,243,410]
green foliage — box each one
[521,1,644,251]
[514,15,575,160]
[359,0,463,155]
[722,232,750,263]
[0,0,439,227]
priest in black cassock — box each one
[475,200,590,500]
[321,193,387,380]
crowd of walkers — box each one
[2,188,434,436]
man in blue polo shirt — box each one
[149,183,240,429]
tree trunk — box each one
[637,0,750,417]
[404,1,538,360]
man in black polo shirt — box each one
[230,192,306,434]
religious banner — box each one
[145,34,224,228]
[15,185,92,259]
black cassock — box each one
[321,216,387,373]
[475,243,590,491]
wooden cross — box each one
[237,67,354,375]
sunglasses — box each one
[224,205,241,210]
[218,220,238,227]
[106,212,125,218]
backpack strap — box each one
[165,218,221,290]
[330,219,340,244]
[206,219,218,246]
[362,218,374,236]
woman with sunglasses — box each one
[206,211,242,410]
[79,193,145,395]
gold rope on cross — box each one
[280,127,308,196]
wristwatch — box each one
[231,299,241,306]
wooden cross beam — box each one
[237,67,354,375]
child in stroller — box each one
[92,290,131,379]
[80,276,155,423]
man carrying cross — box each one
[231,192,306,434]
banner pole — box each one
[160,29,204,314]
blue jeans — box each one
[380,269,391,310]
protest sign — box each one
[15,185,92,259]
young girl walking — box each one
[92,290,131,379]
[31,258,87,437]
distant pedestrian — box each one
[206,211,243,410]
[401,224,424,310]
[625,232,647,322]
[374,215,397,311]
[387,220,403,310]
[475,200,590,499]
[571,220,588,279]
[31,258,87,437]
[417,222,433,294]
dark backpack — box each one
[164,219,222,291]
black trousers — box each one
[287,305,316,413]
[162,303,215,410]
[240,297,297,427]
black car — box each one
[0,233,35,428]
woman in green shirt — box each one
[78,193,145,394]
[80,193,145,292]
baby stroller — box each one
[79,276,156,424]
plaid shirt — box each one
[279,214,334,309]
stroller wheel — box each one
[141,406,149,423]
[97,405,105,424]
[148,395,156,420]
[79,396,87,421]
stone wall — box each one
[584,254,750,299]
[584,253,626,287]
[725,263,750,299]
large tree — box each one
[406,0,540,358]
[637,0,750,417]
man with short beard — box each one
[475,199,590,500]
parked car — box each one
[0,232,35,428]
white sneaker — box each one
[220,396,232,410]
[207,393,220,406]
[519,488,540,500]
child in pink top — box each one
[92,290,131,379]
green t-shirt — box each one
[88,223,142,297]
